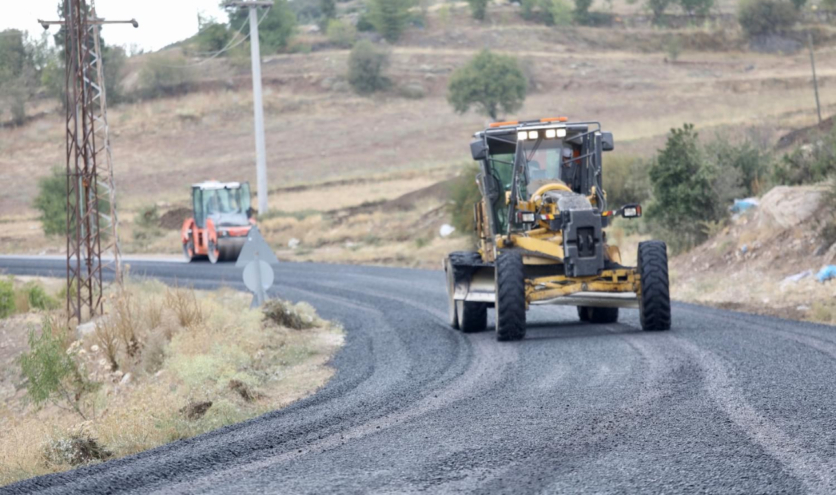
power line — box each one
[145,8,269,68]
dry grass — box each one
[0,278,343,487]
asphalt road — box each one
[2,256,836,494]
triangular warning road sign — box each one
[235,226,280,267]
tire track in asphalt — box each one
[672,336,836,494]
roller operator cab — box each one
[181,181,255,263]
[444,118,671,341]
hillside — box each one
[1,3,835,268]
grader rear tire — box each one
[495,250,526,341]
[457,300,488,333]
[445,260,459,330]
[638,241,671,331]
[578,306,619,324]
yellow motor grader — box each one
[444,118,671,341]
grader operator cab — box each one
[444,118,671,341]
[181,181,255,263]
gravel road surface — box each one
[1,256,835,494]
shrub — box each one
[0,278,14,318]
[228,0,297,53]
[468,0,490,20]
[326,19,357,48]
[319,0,337,29]
[263,299,317,329]
[678,0,714,17]
[447,164,483,240]
[33,168,67,236]
[705,136,771,196]
[547,0,575,26]
[738,0,797,38]
[573,0,594,23]
[26,283,59,311]
[647,124,722,252]
[164,288,205,328]
[603,155,653,209]
[347,41,390,94]
[195,17,232,53]
[18,317,90,419]
[43,432,111,467]
[648,0,673,23]
[137,55,193,99]
[368,0,413,42]
[447,50,527,121]
[772,124,836,185]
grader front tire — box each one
[495,250,526,342]
[638,241,671,331]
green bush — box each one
[0,278,14,319]
[195,17,232,53]
[137,55,193,99]
[33,167,67,236]
[468,0,490,20]
[678,0,714,17]
[705,136,771,196]
[647,124,723,252]
[26,283,59,311]
[368,0,413,42]
[18,317,91,418]
[648,0,673,23]
[319,0,337,29]
[347,41,390,94]
[547,0,575,26]
[772,123,836,185]
[448,164,483,240]
[738,0,797,38]
[326,19,357,48]
[448,50,527,121]
[573,0,594,23]
[229,0,297,53]
[603,155,653,209]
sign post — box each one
[236,226,279,307]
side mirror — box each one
[470,140,488,161]
[621,204,641,218]
[601,132,615,152]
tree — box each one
[647,124,722,250]
[369,0,413,43]
[573,0,594,23]
[468,0,490,20]
[195,14,232,53]
[319,0,337,29]
[677,0,713,17]
[738,0,797,38]
[326,19,358,48]
[447,50,527,121]
[647,0,673,23]
[347,41,390,94]
[33,168,69,236]
[228,0,297,53]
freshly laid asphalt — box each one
[1,256,835,494]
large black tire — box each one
[578,306,619,324]
[457,300,488,333]
[183,236,196,263]
[445,260,459,329]
[638,241,671,331]
[495,250,526,341]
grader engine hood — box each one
[544,190,604,277]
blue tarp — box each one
[816,266,836,283]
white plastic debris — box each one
[288,238,301,249]
[730,198,759,214]
[782,270,812,284]
[439,224,456,238]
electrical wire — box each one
[145,7,269,68]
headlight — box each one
[545,129,556,139]
[528,131,539,140]
[517,131,528,141]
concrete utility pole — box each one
[807,32,823,125]
[225,1,273,215]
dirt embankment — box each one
[672,185,836,323]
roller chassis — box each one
[445,118,671,340]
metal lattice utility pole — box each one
[225,1,273,215]
[39,0,137,322]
